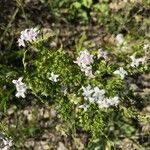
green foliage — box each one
[0,112,40,149]
[1,29,149,148]
[18,31,148,148]
[46,0,150,35]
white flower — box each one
[108,96,120,106]
[143,44,149,50]
[82,85,120,109]
[48,72,59,82]
[82,85,94,102]
[78,104,90,111]
[12,77,28,98]
[116,33,125,46]
[130,53,145,67]
[41,92,48,97]
[82,85,106,104]
[114,67,127,79]
[2,137,13,150]
[97,98,110,108]
[97,49,108,60]
[18,27,39,47]
[92,87,105,101]
[18,38,26,47]
[97,96,119,108]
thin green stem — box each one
[22,50,27,73]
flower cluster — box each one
[80,85,119,110]
[0,136,13,150]
[18,28,39,47]
[12,77,28,98]
[74,50,94,78]
[130,53,145,67]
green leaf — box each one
[72,2,81,9]
[75,32,87,53]
[82,0,92,8]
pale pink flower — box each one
[18,28,39,47]
[82,65,94,78]
[97,49,108,60]
[74,50,94,77]
[74,49,94,66]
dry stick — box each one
[0,8,19,43]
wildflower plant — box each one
[0,27,149,149]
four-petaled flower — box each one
[48,72,59,82]
[114,67,127,79]
[12,77,28,98]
